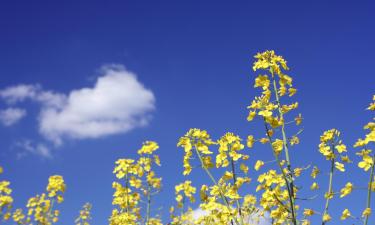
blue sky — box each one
[0,0,374,224]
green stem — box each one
[48,199,55,223]
[125,173,130,214]
[364,154,375,225]
[263,120,296,225]
[180,196,185,219]
[146,172,151,224]
[271,72,297,225]
[322,146,335,225]
[231,158,244,225]
[194,147,240,225]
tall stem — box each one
[146,171,151,225]
[194,147,240,225]
[231,158,244,225]
[263,121,296,225]
[271,73,297,225]
[125,173,130,213]
[322,145,335,225]
[47,199,55,224]
[364,154,375,225]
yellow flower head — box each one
[340,182,353,198]
[252,50,289,74]
[137,141,159,155]
[362,207,371,217]
[254,160,265,171]
[46,175,66,200]
[340,209,351,220]
[303,209,314,217]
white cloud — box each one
[0,108,27,126]
[14,139,52,159]
[191,207,271,225]
[0,64,156,152]
[38,65,155,145]
[0,84,40,104]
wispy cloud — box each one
[14,139,52,159]
[0,84,40,103]
[0,65,156,157]
[0,107,27,126]
[191,207,271,225]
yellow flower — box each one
[202,156,213,169]
[294,167,302,177]
[362,208,371,217]
[335,162,345,172]
[12,209,26,223]
[258,110,272,117]
[247,111,256,121]
[295,113,303,125]
[290,136,299,146]
[254,75,270,90]
[137,141,159,155]
[243,194,257,206]
[288,88,297,97]
[340,182,353,198]
[46,175,66,200]
[247,135,255,148]
[240,163,249,174]
[303,209,314,217]
[310,182,319,190]
[254,160,264,171]
[335,144,347,153]
[311,166,320,179]
[175,181,196,199]
[75,203,92,225]
[222,171,233,181]
[320,129,339,142]
[322,213,331,222]
[216,132,245,167]
[367,95,375,110]
[358,154,374,171]
[301,220,311,225]
[340,209,351,220]
[341,155,352,163]
[252,50,289,73]
[271,139,283,155]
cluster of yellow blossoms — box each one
[110,141,162,225]
[170,51,374,225]
[175,130,256,225]
[0,166,13,220]
[75,203,92,225]
[354,95,375,224]
[2,51,374,225]
[12,175,65,225]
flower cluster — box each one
[353,95,375,223]
[11,175,66,225]
[75,203,92,225]
[0,166,13,221]
[110,141,162,225]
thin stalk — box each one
[194,147,240,225]
[271,72,297,224]
[48,199,55,224]
[146,172,151,224]
[125,173,130,213]
[263,120,296,225]
[322,145,335,225]
[231,158,244,225]
[364,154,375,225]
[180,196,185,219]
